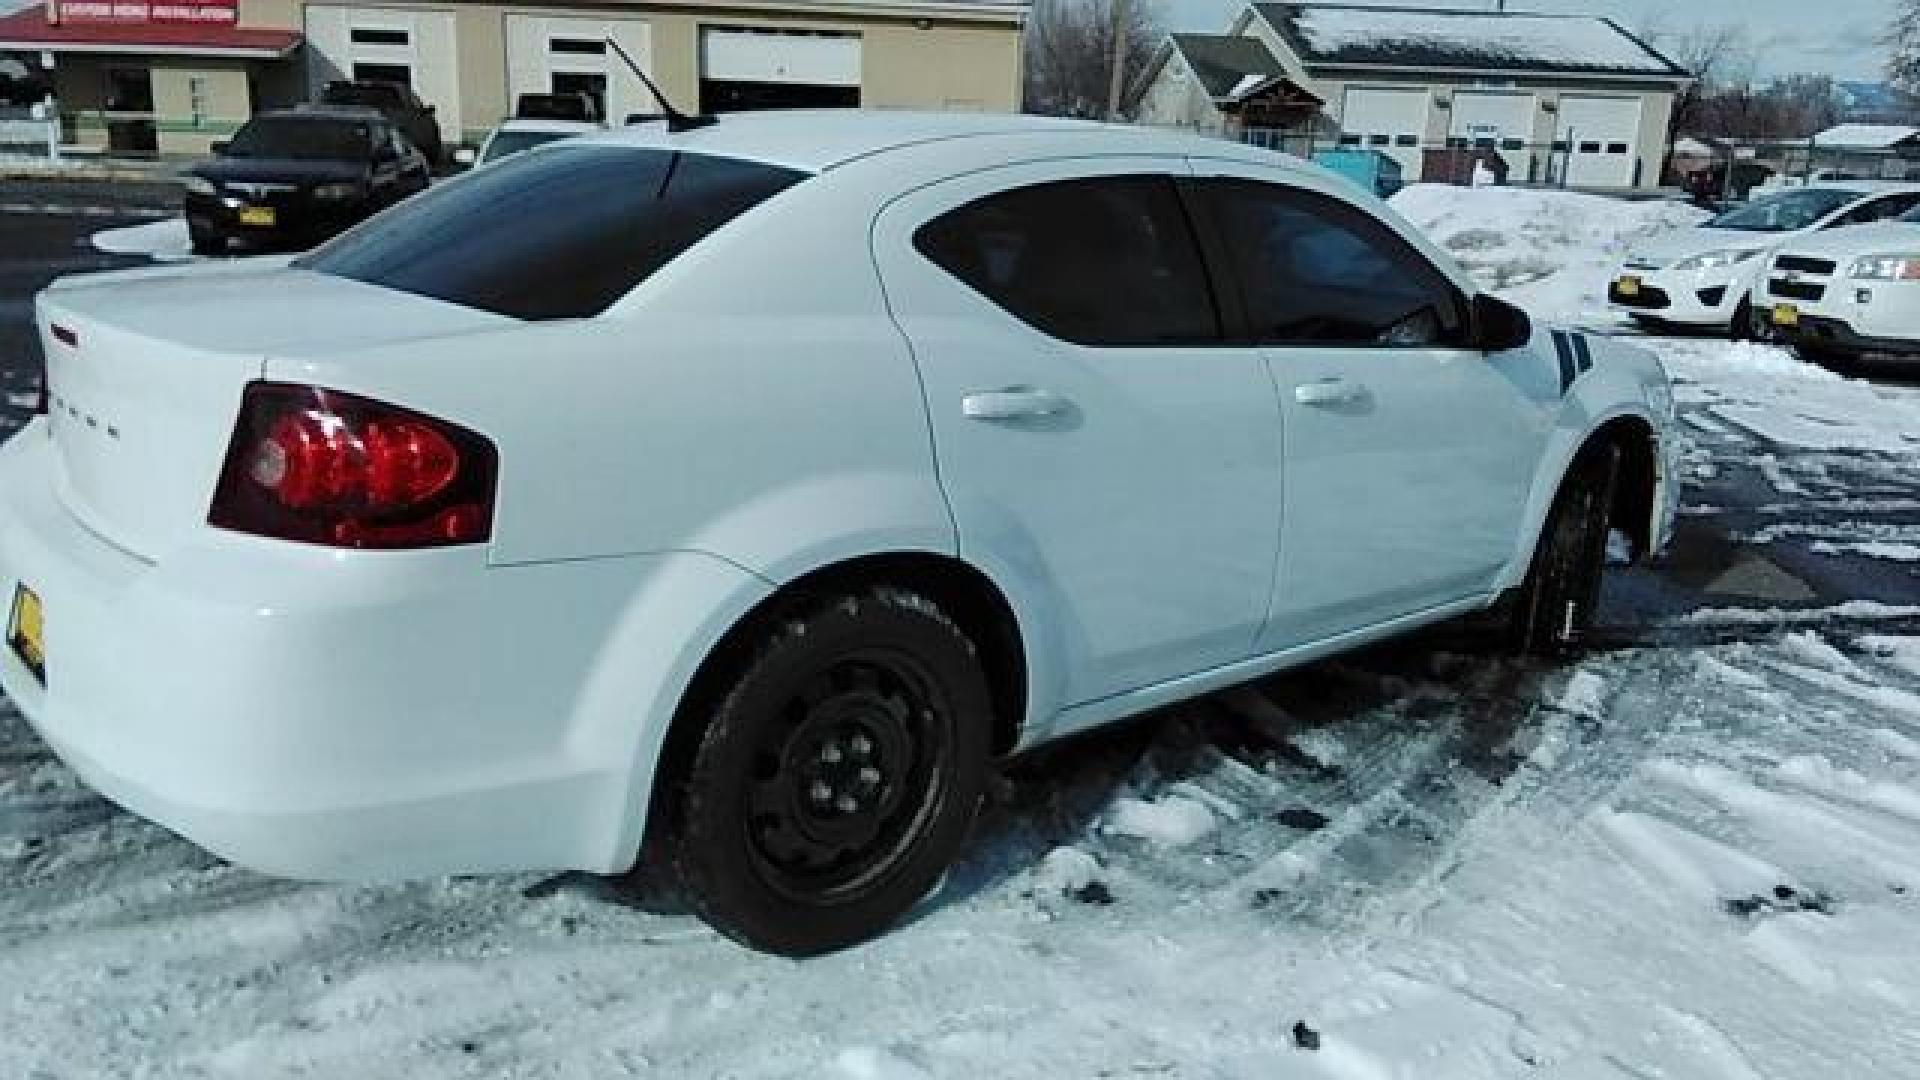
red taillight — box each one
[210,382,496,550]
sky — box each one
[1163,0,1904,82]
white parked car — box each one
[465,117,601,166]
[1752,208,1920,363]
[1610,183,1920,337]
[0,112,1679,954]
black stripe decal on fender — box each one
[1551,330,1576,396]
[1571,333,1594,374]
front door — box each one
[874,160,1284,707]
[1190,166,1543,648]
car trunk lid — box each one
[38,264,509,560]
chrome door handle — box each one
[962,388,1071,421]
[1294,378,1367,408]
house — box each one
[1808,123,1920,182]
[1133,2,1692,190]
[1132,33,1324,150]
[0,0,1028,157]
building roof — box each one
[1814,124,1920,150]
[1166,34,1320,104]
[0,4,300,57]
[1253,3,1688,79]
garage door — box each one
[1450,90,1535,181]
[1339,86,1429,179]
[303,6,460,143]
[699,27,861,113]
[1558,95,1642,188]
[505,15,652,125]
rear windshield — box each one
[298,145,807,320]
[1705,188,1859,232]
[228,116,374,161]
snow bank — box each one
[90,218,193,263]
[1390,184,1705,321]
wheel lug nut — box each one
[834,794,858,814]
[819,744,843,764]
[849,734,872,758]
[809,781,833,804]
[858,766,881,788]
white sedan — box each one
[1753,211,1920,364]
[1610,183,1920,337]
[0,112,1679,955]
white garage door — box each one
[1558,95,1642,188]
[505,15,652,125]
[1450,90,1535,180]
[303,6,460,142]
[699,27,861,87]
[1339,86,1430,179]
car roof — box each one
[578,109,1286,174]
[259,106,386,124]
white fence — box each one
[0,103,61,161]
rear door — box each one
[874,160,1283,706]
[1189,164,1545,649]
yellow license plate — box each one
[238,206,276,227]
[8,583,44,684]
[1773,303,1801,328]
[1617,276,1642,297]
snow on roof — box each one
[1256,4,1687,79]
[1814,124,1920,149]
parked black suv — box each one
[181,108,432,255]
[319,79,444,165]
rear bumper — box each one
[0,423,753,880]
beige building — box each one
[0,0,1026,157]
[1134,3,1692,191]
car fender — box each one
[1491,337,1670,594]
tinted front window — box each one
[480,129,576,163]
[1706,188,1860,232]
[914,176,1221,347]
[1205,179,1467,348]
[227,117,374,161]
[299,145,806,320]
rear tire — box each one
[667,587,992,956]
[1509,444,1621,657]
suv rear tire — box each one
[668,587,992,955]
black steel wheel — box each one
[669,587,991,955]
[1509,444,1621,657]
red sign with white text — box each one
[56,0,237,24]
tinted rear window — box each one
[298,145,806,320]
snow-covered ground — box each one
[5,186,1920,1078]
[89,217,192,263]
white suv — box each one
[0,112,1678,954]
[1611,183,1920,337]
[1753,208,1920,364]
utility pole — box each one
[1107,0,1130,120]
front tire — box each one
[1510,444,1621,657]
[668,587,992,955]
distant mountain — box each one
[1836,81,1916,123]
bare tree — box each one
[1645,21,1754,136]
[1023,0,1161,119]
[1889,0,1920,93]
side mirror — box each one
[209,140,229,155]
[1473,293,1532,353]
